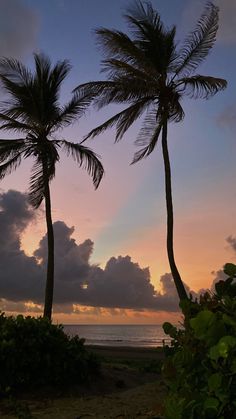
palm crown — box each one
[0,53,104,208]
[76,1,226,156]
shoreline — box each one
[86,344,165,360]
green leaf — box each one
[209,336,236,361]
[209,344,220,361]
[222,313,236,327]
[164,395,185,419]
[163,322,177,338]
[220,335,236,349]
[208,373,222,391]
[204,397,219,411]
[190,310,215,339]
[224,263,236,277]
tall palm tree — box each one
[0,53,104,319]
[74,1,227,301]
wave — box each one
[64,324,172,347]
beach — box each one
[87,344,165,361]
[0,345,166,418]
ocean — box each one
[63,324,172,347]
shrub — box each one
[0,314,100,393]
[162,263,236,419]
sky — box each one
[0,0,235,324]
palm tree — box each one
[0,53,104,319]
[74,1,227,301]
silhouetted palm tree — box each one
[0,53,104,319]
[75,1,227,301]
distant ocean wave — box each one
[63,324,172,347]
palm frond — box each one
[95,27,151,71]
[132,121,162,164]
[178,75,227,99]
[0,112,32,133]
[75,77,154,110]
[28,148,58,209]
[167,90,185,122]
[101,58,153,82]
[175,2,219,76]
[125,0,162,33]
[123,1,177,74]
[168,99,185,122]
[0,57,37,124]
[34,53,51,84]
[59,140,104,189]
[28,160,45,208]
[82,98,151,143]
[134,106,160,146]
[115,98,152,141]
[50,93,93,132]
[73,80,115,101]
[0,54,74,132]
[0,139,26,163]
[48,56,71,91]
[0,153,22,179]
[0,57,32,86]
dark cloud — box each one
[0,190,44,302]
[226,235,236,252]
[34,221,94,281]
[6,192,233,317]
[1,190,235,315]
[0,0,38,59]
[0,190,186,313]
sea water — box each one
[63,324,172,347]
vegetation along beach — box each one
[0,0,235,418]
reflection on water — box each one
[64,324,172,347]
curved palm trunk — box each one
[43,171,54,320]
[161,118,188,301]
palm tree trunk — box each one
[161,118,188,301]
[43,172,54,320]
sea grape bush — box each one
[162,263,236,419]
[0,314,99,393]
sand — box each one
[0,345,166,419]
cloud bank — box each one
[0,190,234,315]
[0,190,182,313]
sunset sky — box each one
[0,0,235,324]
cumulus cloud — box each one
[0,190,186,313]
[0,190,44,302]
[210,236,236,292]
[0,0,39,59]
[3,190,234,315]
[34,221,94,282]
[34,226,182,311]
[226,235,236,252]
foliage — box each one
[0,313,100,393]
[162,263,236,418]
